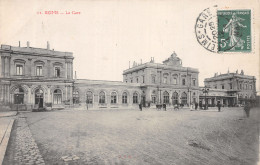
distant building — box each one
[200,70,257,107]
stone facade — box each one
[200,70,257,106]
[6,43,256,110]
[0,43,74,111]
[123,52,200,106]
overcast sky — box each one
[1,0,259,91]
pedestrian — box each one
[217,101,221,112]
[163,103,166,111]
[244,102,251,117]
[195,102,198,110]
[139,103,142,111]
[199,101,202,109]
[174,104,179,110]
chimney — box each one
[74,71,77,80]
[19,41,20,47]
[27,41,30,48]
[47,41,50,50]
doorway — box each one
[35,89,44,108]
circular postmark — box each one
[195,6,218,52]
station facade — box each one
[0,43,257,111]
[199,71,257,107]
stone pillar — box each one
[28,86,32,104]
[6,84,10,103]
[28,58,32,76]
[65,85,68,100]
[47,86,51,103]
[169,90,172,105]
[47,60,50,78]
[69,85,73,105]
[70,62,73,79]
[65,62,68,79]
[0,84,3,102]
[1,56,5,77]
[5,57,9,77]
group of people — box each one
[139,101,252,117]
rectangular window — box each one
[230,83,232,89]
[55,67,61,77]
[152,76,156,83]
[222,85,224,89]
[173,78,177,85]
[192,79,196,86]
[182,79,186,85]
[142,76,145,83]
[16,65,23,75]
[36,66,43,76]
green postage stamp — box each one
[195,7,251,53]
[218,10,251,52]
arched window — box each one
[99,91,105,104]
[172,92,178,105]
[122,92,127,104]
[163,91,169,104]
[53,89,62,104]
[111,92,117,104]
[73,91,79,104]
[86,91,93,104]
[14,87,24,104]
[173,78,177,85]
[133,92,138,104]
[181,92,187,105]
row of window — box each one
[212,83,253,90]
[73,91,196,105]
[15,64,61,77]
[126,76,196,86]
[73,91,139,104]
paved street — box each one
[3,107,260,165]
[3,114,45,165]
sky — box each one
[0,0,259,91]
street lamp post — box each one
[202,86,209,110]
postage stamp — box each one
[195,7,252,53]
[218,10,251,52]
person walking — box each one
[139,103,142,111]
[163,103,166,111]
[217,101,221,112]
[244,102,251,117]
[195,102,198,110]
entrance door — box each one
[142,96,146,107]
[35,89,44,108]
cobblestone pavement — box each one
[13,114,45,165]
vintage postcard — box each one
[0,0,259,164]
